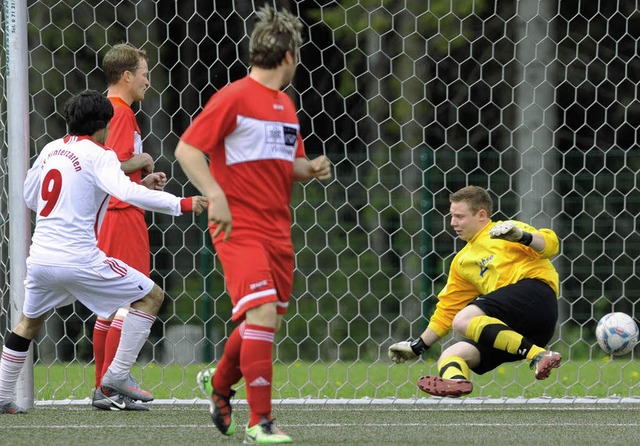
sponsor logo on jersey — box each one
[226,115,300,165]
[476,255,494,277]
[282,126,297,146]
[265,124,297,146]
[264,124,297,158]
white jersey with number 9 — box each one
[24,135,183,267]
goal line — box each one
[33,396,640,407]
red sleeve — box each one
[105,105,136,161]
[296,133,305,158]
[283,93,305,158]
[181,89,237,154]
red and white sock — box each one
[107,308,155,376]
[240,324,275,427]
[92,319,111,388]
[0,347,28,402]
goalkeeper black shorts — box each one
[462,278,558,375]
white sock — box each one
[0,347,28,403]
[107,308,155,376]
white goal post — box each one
[1,0,639,407]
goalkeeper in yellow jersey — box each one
[388,185,561,397]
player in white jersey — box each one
[0,90,207,414]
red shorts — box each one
[97,208,150,276]
[214,236,294,322]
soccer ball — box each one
[595,312,639,356]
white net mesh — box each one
[1,1,639,401]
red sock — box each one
[92,319,111,388]
[100,318,123,381]
[213,322,245,396]
[240,324,275,427]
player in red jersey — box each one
[92,44,167,411]
[175,5,331,444]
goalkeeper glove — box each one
[489,221,532,246]
[388,337,429,364]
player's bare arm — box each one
[121,152,154,174]
[293,155,332,181]
[175,140,232,240]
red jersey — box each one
[105,96,144,212]
[181,76,305,242]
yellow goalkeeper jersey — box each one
[427,220,560,338]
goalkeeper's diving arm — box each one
[388,327,441,364]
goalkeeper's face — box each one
[449,200,489,242]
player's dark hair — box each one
[64,90,114,136]
[249,4,303,69]
[450,185,493,216]
[102,43,148,86]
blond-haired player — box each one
[389,185,562,396]
[92,43,166,411]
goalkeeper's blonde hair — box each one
[249,4,303,69]
[450,185,493,216]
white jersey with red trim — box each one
[24,135,184,266]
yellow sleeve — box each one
[510,221,559,259]
[427,257,479,338]
[535,227,559,258]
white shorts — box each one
[23,257,155,319]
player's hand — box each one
[388,341,418,364]
[310,155,332,180]
[489,221,523,242]
[208,194,232,241]
[180,196,208,215]
[191,196,209,215]
[136,153,155,175]
[142,172,167,190]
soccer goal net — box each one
[1,1,638,404]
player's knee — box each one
[274,315,284,332]
[452,305,485,336]
[135,284,164,315]
[147,284,164,308]
[15,314,45,340]
[246,302,278,328]
[439,342,480,368]
[451,313,469,336]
